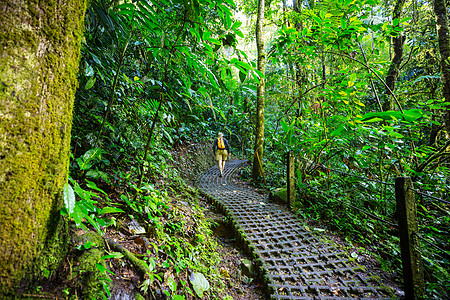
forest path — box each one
[197,160,400,299]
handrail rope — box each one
[297,157,395,186]
[304,182,398,228]
[412,232,450,258]
[333,173,395,193]
[323,179,396,203]
[407,187,450,205]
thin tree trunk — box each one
[384,0,407,111]
[94,39,130,148]
[134,13,187,196]
[293,0,307,118]
[0,0,86,295]
[252,0,266,181]
[434,0,450,136]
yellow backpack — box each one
[217,137,225,149]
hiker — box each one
[213,132,230,177]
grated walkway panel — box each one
[197,160,397,299]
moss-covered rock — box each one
[74,248,110,299]
[269,188,287,203]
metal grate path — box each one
[197,160,396,299]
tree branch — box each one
[326,51,404,113]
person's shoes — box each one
[219,173,223,178]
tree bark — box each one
[383,0,406,111]
[0,0,87,295]
[252,0,266,181]
[434,0,450,136]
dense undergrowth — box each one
[39,139,259,300]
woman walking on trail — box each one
[213,132,230,177]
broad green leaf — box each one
[280,118,289,133]
[403,109,426,122]
[388,131,404,138]
[100,207,125,214]
[231,21,242,30]
[254,69,265,78]
[96,263,107,273]
[235,29,244,38]
[86,180,107,195]
[360,109,425,123]
[207,72,219,89]
[78,148,102,170]
[312,16,322,24]
[189,27,201,42]
[189,272,210,298]
[393,18,399,26]
[85,77,96,90]
[221,67,227,80]
[73,204,83,226]
[76,157,92,171]
[63,183,76,215]
[148,257,156,272]
[235,61,252,71]
[101,252,124,260]
[86,169,109,181]
[166,276,177,292]
[331,125,347,137]
[85,214,102,233]
[239,70,246,82]
[203,42,213,53]
[197,87,209,99]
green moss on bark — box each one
[0,0,87,296]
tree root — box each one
[104,237,151,278]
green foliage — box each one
[63,0,450,297]
[189,271,211,298]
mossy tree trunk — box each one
[434,0,450,136]
[0,0,87,295]
[252,0,266,181]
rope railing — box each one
[413,232,450,258]
[297,157,397,219]
[408,187,450,205]
[304,182,398,228]
[328,178,396,200]
[296,156,395,186]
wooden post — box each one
[287,151,295,209]
[395,177,425,299]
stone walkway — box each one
[197,160,399,299]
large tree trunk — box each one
[0,0,86,295]
[252,0,266,181]
[383,0,406,111]
[434,0,450,136]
